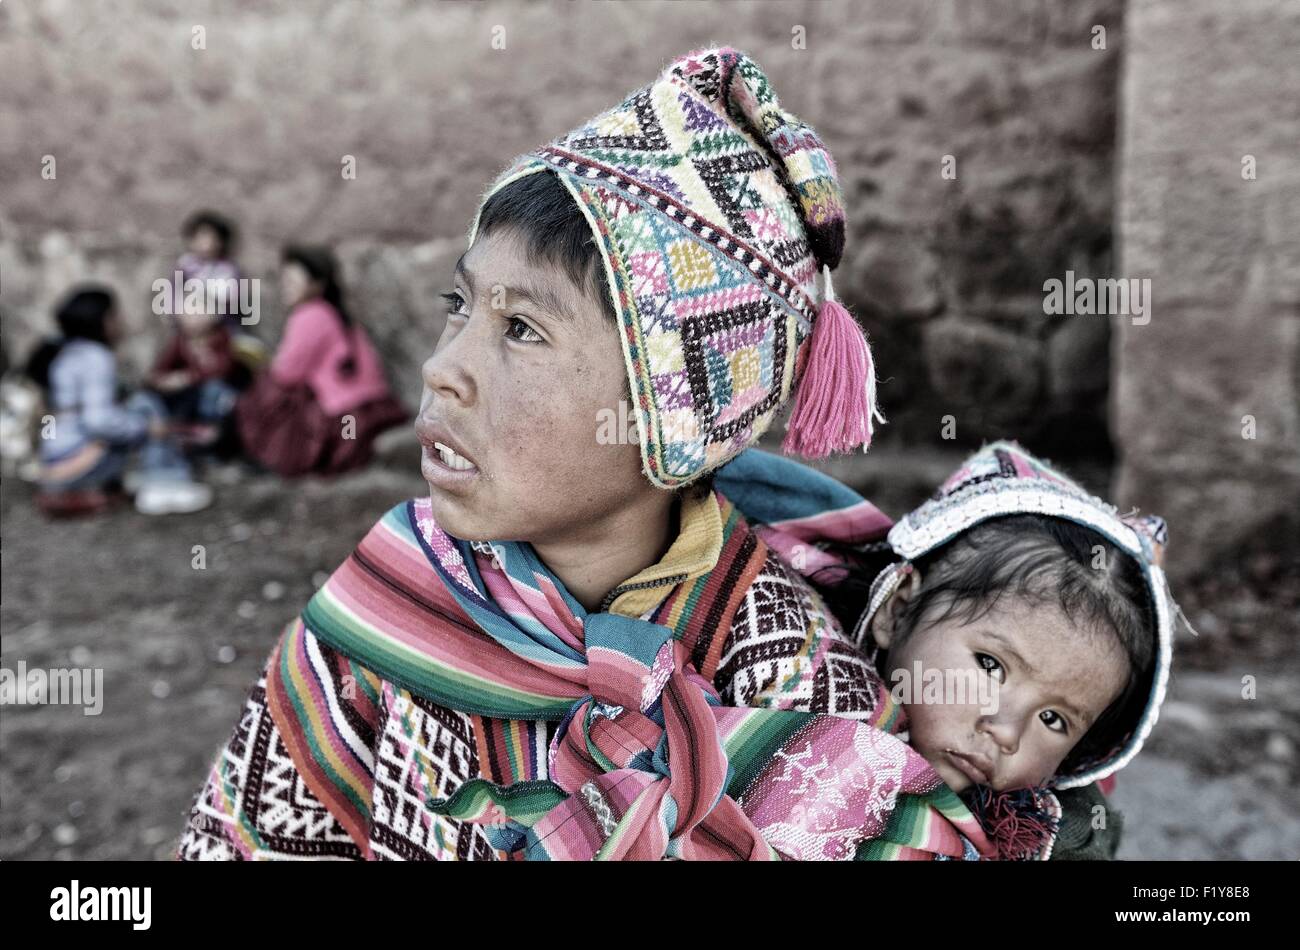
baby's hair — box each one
[890,515,1156,776]
[476,171,617,326]
[182,209,236,258]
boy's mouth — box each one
[432,441,476,471]
[416,418,480,486]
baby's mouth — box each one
[944,748,993,786]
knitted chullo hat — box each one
[849,441,1176,792]
[468,47,882,488]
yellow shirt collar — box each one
[604,487,724,618]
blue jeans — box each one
[161,378,240,424]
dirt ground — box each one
[2,440,1298,860]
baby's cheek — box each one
[1014,751,1064,789]
[1040,752,1068,786]
[908,694,953,732]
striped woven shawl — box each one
[265,449,999,860]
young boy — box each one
[180,48,933,861]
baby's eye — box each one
[1040,710,1069,735]
[505,316,543,343]
[441,291,468,318]
[975,652,1005,683]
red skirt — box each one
[235,375,409,478]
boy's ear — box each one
[870,567,923,650]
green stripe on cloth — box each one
[303,589,570,720]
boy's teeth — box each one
[434,441,475,471]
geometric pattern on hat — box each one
[855,440,1176,791]
[469,47,847,487]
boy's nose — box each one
[421,334,477,408]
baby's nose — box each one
[979,714,1022,756]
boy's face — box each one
[417,226,654,544]
[177,310,219,337]
[872,581,1129,792]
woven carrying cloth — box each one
[277,453,1016,860]
[849,440,1176,791]
[468,47,880,488]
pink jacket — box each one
[269,299,394,417]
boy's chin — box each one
[424,490,539,544]
[424,491,490,541]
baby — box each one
[715,439,1175,859]
[851,441,1172,856]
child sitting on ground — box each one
[148,308,243,458]
[25,286,213,516]
[233,245,408,477]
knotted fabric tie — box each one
[432,609,779,860]
[404,498,1001,861]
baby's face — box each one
[876,593,1129,792]
[417,226,654,545]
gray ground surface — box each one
[2,439,1297,860]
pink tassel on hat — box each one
[781,265,885,458]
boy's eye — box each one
[505,316,543,344]
[1040,710,1069,735]
[441,291,468,318]
[975,652,1005,683]
[439,292,542,343]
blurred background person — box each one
[235,245,407,477]
[147,307,244,461]
[24,286,213,516]
[177,209,268,375]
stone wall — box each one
[0,0,1123,459]
[15,0,1288,584]
[1115,0,1300,584]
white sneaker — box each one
[134,480,213,515]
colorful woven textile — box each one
[470,47,879,488]
[712,445,895,577]
[263,451,1006,860]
